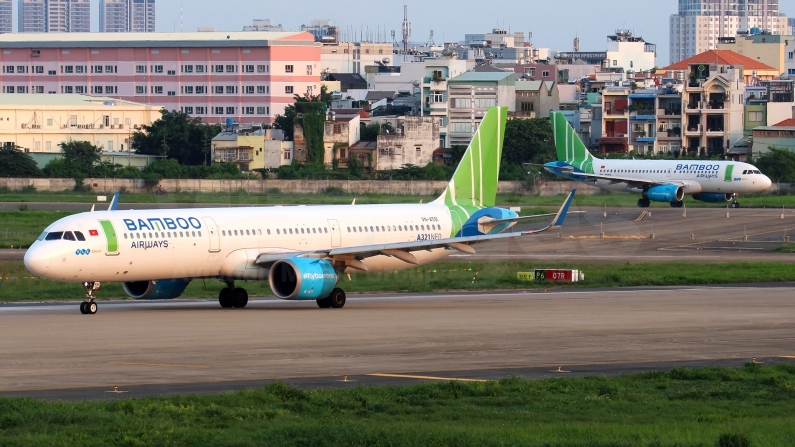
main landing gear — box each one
[670,200,684,208]
[80,281,100,314]
[731,194,741,208]
[637,198,651,208]
[316,288,346,309]
[219,281,248,308]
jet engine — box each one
[692,193,732,203]
[268,258,338,300]
[122,279,191,300]
[643,184,684,203]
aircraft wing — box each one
[552,166,681,189]
[255,189,576,269]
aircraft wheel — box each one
[219,288,234,308]
[329,288,346,309]
[80,302,88,314]
[732,202,740,208]
[86,302,98,314]
[316,297,332,308]
[232,288,248,308]
[637,198,650,208]
[670,201,683,208]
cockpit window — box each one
[45,232,64,241]
[63,231,76,241]
[742,170,747,175]
[74,231,86,241]
[754,170,761,174]
[38,232,47,241]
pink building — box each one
[0,31,321,124]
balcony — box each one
[705,127,725,135]
[657,108,681,117]
[684,125,702,136]
[629,110,656,120]
[604,109,628,117]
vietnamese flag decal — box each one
[89,230,99,236]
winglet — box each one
[549,189,576,229]
[107,192,120,211]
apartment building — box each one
[100,0,154,33]
[0,31,321,125]
[18,0,45,33]
[420,58,471,147]
[599,86,630,153]
[243,19,283,32]
[0,0,11,33]
[321,41,394,76]
[670,0,788,64]
[446,71,515,146]
[45,0,90,33]
[0,94,160,153]
[717,31,792,74]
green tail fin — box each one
[550,111,599,174]
[437,106,507,208]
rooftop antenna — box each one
[402,4,411,61]
[180,3,183,32]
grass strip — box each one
[1,260,794,303]
[1,363,794,446]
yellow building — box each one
[0,94,161,153]
[211,129,293,171]
[717,34,791,75]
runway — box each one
[1,286,793,400]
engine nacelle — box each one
[692,193,732,203]
[122,279,191,300]
[268,258,338,300]
[643,184,684,203]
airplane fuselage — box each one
[25,203,458,283]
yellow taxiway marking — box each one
[108,362,209,369]
[779,356,795,359]
[368,373,487,382]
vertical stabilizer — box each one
[436,106,507,208]
[550,111,599,174]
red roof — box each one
[772,118,795,127]
[662,50,775,71]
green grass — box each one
[774,243,795,253]
[0,211,73,248]
[1,363,794,446]
[2,260,795,303]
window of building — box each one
[243,107,254,114]
[225,86,236,94]
[153,65,163,73]
[105,65,116,74]
[333,124,342,134]
[214,85,224,94]
[46,118,53,127]
[257,86,266,94]
[167,70,176,76]
[2,66,13,73]
[62,86,73,94]
[167,91,176,96]
[474,98,496,108]
[184,86,194,94]
[748,111,763,122]
[245,86,254,94]
[70,115,77,127]
[34,66,43,74]
[449,122,473,133]
[196,86,206,94]
[285,65,294,73]
[184,106,194,114]
[225,65,235,73]
[136,65,146,74]
[612,60,617,66]
[63,65,73,74]
[306,65,313,75]
[433,91,444,103]
[451,98,471,109]
[214,107,224,114]
[196,65,205,73]
[182,65,193,73]
[257,106,266,114]
[125,118,131,126]
[152,86,163,94]
[257,65,267,73]
[226,107,235,114]
[196,106,206,114]
[105,86,117,94]
[93,86,103,94]
[48,70,56,75]
[213,64,223,73]
[243,65,254,73]
[75,86,85,94]
[283,150,291,160]
[75,66,84,74]
[285,86,293,94]
[521,102,534,112]
[136,86,145,94]
[542,70,550,77]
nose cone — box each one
[24,245,50,277]
[762,175,772,190]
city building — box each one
[46,0,90,33]
[19,0,45,33]
[99,0,127,33]
[717,31,792,75]
[460,29,534,65]
[243,19,283,32]
[500,63,558,82]
[513,80,559,119]
[446,71,515,146]
[374,116,440,170]
[0,31,321,125]
[420,58,471,147]
[599,86,629,153]
[321,40,394,77]
[605,30,656,71]
[0,94,160,155]
[300,19,331,40]
[323,112,360,166]
[752,118,795,156]
[128,0,154,33]
[0,0,11,33]
[211,128,291,171]
[670,0,788,64]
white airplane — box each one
[24,107,576,314]
[544,111,772,208]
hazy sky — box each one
[16,0,795,64]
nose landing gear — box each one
[80,281,100,314]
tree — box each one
[360,123,381,141]
[755,147,795,182]
[43,141,104,178]
[273,85,332,142]
[132,110,221,165]
[0,146,42,177]
[502,118,557,167]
